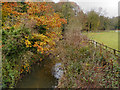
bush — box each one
[2,26,33,88]
[2,26,31,56]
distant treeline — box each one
[51,1,120,31]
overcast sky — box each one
[53,0,119,18]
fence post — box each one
[93,40,97,48]
[87,39,119,58]
[105,45,107,50]
[105,45,108,58]
[99,43,101,54]
[113,49,116,55]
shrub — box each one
[2,26,33,88]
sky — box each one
[53,0,119,18]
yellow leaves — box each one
[44,47,49,51]
[6,26,10,29]
[86,63,90,67]
[21,63,30,73]
[25,28,63,55]
[18,2,67,55]
[32,37,55,54]
[40,58,42,61]
[37,46,44,53]
[32,33,48,40]
[26,2,49,18]
[24,65,26,68]
[45,26,49,30]
[49,41,55,46]
[40,42,46,46]
[33,42,38,47]
[20,69,24,73]
[34,12,66,28]
[25,36,29,39]
[25,40,31,47]
[33,41,44,53]
[2,3,67,78]
[45,39,50,43]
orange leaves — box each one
[33,41,44,53]
[2,2,67,56]
[26,2,67,29]
[2,2,67,29]
[0,45,4,48]
[31,32,57,54]
[0,41,4,48]
[2,2,68,79]
[26,2,49,16]
[36,14,66,28]
[2,2,25,29]
[37,46,44,53]
[60,18,67,24]
[2,2,22,15]
[21,63,30,73]
[33,42,39,47]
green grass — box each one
[84,31,118,50]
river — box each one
[16,58,63,88]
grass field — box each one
[84,31,118,50]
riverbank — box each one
[55,26,119,88]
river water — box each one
[16,59,63,88]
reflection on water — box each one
[16,59,62,88]
[52,63,63,79]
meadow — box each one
[84,31,118,50]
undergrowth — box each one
[53,28,120,88]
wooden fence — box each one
[87,39,120,57]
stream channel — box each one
[16,58,63,88]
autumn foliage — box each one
[23,2,67,55]
[2,2,67,56]
[2,2,67,88]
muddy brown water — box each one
[16,59,63,88]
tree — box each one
[87,10,100,31]
[2,2,67,88]
[98,16,110,30]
